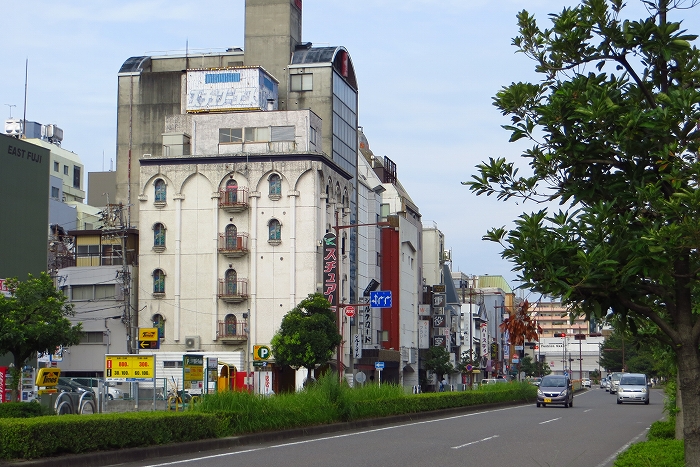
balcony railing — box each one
[219,188,249,212]
[217,279,249,303]
[217,321,248,344]
[218,233,249,258]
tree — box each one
[0,273,83,401]
[270,293,341,385]
[466,0,700,461]
[424,346,455,387]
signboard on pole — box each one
[322,233,338,308]
[344,306,355,317]
[105,355,155,382]
[480,323,489,358]
[353,333,362,359]
[183,354,204,394]
[369,290,392,308]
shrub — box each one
[648,418,675,441]
[613,439,684,467]
[0,401,50,418]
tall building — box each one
[114,1,361,391]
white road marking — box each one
[539,417,561,424]
[452,435,500,449]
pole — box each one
[579,336,583,381]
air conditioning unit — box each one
[184,336,200,350]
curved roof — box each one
[119,56,152,74]
[292,46,357,90]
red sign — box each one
[0,367,8,403]
[344,306,355,317]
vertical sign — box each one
[183,354,204,394]
[480,323,489,358]
[0,367,7,403]
[363,306,372,344]
[322,233,338,308]
[353,333,362,359]
[418,320,430,349]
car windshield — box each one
[620,376,646,385]
[541,377,567,387]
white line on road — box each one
[452,435,500,449]
[584,409,592,413]
[140,405,526,466]
[539,417,561,424]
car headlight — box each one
[641,387,647,393]
[559,390,567,397]
[537,389,543,396]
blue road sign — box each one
[370,290,392,308]
[375,361,385,370]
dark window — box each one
[219,128,243,143]
[73,166,81,189]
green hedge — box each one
[613,439,684,467]
[0,401,50,419]
[0,412,219,460]
[648,418,676,440]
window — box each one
[51,187,60,199]
[290,73,313,91]
[380,203,390,221]
[225,179,238,203]
[71,285,93,301]
[80,331,104,344]
[163,361,183,368]
[101,244,123,266]
[244,127,270,142]
[271,126,295,141]
[219,128,243,143]
[225,314,237,335]
[63,165,68,175]
[154,223,166,248]
[269,219,281,241]
[153,269,165,294]
[154,179,166,203]
[54,161,59,172]
[73,166,81,189]
[94,285,114,300]
[269,174,281,197]
[153,314,165,338]
[223,225,237,251]
[225,269,238,295]
[310,126,317,145]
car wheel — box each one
[569,399,573,407]
[108,394,114,400]
[645,399,649,405]
[536,402,540,407]
[617,399,622,404]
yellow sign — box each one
[254,345,272,361]
[139,327,158,341]
[105,355,155,381]
[183,355,204,382]
[35,368,61,387]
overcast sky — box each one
[4,1,700,291]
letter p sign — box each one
[254,345,271,361]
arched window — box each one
[153,314,165,338]
[154,179,166,203]
[269,219,281,241]
[225,269,237,295]
[153,269,165,294]
[269,173,281,196]
[225,224,238,250]
[335,183,341,203]
[154,223,166,248]
[226,179,238,204]
[225,313,237,336]
[343,188,349,207]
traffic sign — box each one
[254,345,272,361]
[370,291,392,308]
[139,340,159,349]
[344,306,355,317]
[375,361,385,370]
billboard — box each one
[0,135,50,279]
[186,67,278,112]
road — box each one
[118,387,665,467]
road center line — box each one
[452,435,500,449]
[539,417,561,424]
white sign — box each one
[418,320,430,349]
[186,68,278,112]
[0,278,11,297]
[418,304,430,316]
[480,323,489,358]
[353,334,362,359]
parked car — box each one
[480,378,508,386]
[609,372,623,394]
[600,379,608,389]
[536,375,574,408]
[528,377,542,387]
[58,377,95,395]
[70,377,124,400]
[581,378,591,388]
[617,373,650,405]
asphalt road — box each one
[104,387,665,467]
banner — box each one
[322,233,338,307]
[480,323,489,358]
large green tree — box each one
[270,293,341,384]
[0,273,83,400]
[466,0,700,461]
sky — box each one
[4,1,700,291]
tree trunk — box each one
[676,335,700,466]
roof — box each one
[291,46,358,90]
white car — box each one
[107,386,124,400]
[581,379,591,388]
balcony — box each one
[217,321,248,344]
[219,188,249,212]
[218,233,249,258]
[218,279,249,303]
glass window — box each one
[219,128,243,143]
[80,331,104,344]
[94,285,114,300]
[54,161,59,172]
[71,285,93,301]
[269,174,281,196]
[63,165,68,175]
[73,166,81,189]
[290,73,313,91]
[225,224,238,249]
[244,127,270,142]
[154,179,166,202]
[225,179,238,203]
[269,219,281,241]
[153,314,165,338]
[51,187,60,199]
[225,314,237,335]
[154,223,166,248]
[225,269,237,295]
[153,269,165,294]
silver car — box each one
[536,375,573,408]
[609,372,623,394]
[617,373,650,404]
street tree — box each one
[270,293,341,385]
[0,273,83,400]
[500,299,542,346]
[424,346,454,386]
[466,0,700,461]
